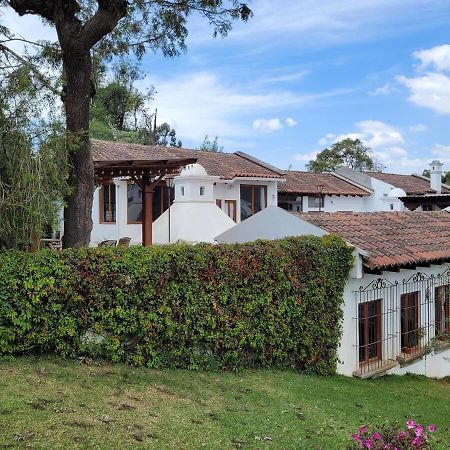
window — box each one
[180,186,185,196]
[240,185,267,221]
[401,292,420,353]
[279,200,302,213]
[200,186,205,196]
[225,200,237,222]
[127,183,143,223]
[127,183,173,224]
[216,199,222,208]
[99,184,116,223]
[435,285,450,337]
[358,300,382,364]
[308,196,324,209]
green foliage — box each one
[0,236,353,374]
[0,67,70,250]
[421,169,450,185]
[199,135,224,152]
[307,138,383,173]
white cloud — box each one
[397,72,450,115]
[253,118,284,132]
[285,117,298,127]
[357,120,405,149]
[137,71,353,143]
[413,44,450,72]
[368,83,394,96]
[409,123,427,132]
[262,71,309,84]
[293,151,319,162]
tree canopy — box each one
[306,138,383,173]
[198,135,223,152]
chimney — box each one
[429,160,443,193]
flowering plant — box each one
[348,420,438,449]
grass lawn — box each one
[0,357,449,449]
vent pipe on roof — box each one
[429,160,443,193]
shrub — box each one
[0,236,353,373]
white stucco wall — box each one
[339,264,450,378]
[89,178,280,246]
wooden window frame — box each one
[224,199,237,222]
[358,299,382,365]
[240,185,268,221]
[401,292,420,354]
[216,199,222,208]
[99,183,116,224]
[435,285,450,338]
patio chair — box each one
[98,239,117,247]
[117,236,131,247]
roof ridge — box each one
[235,151,285,176]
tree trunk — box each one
[62,51,94,248]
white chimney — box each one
[429,160,443,193]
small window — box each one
[390,203,394,210]
[216,199,222,208]
[180,186,185,196]
[308,196,325,209]
[127,183,143,223]
[200,186,205,196]
[401,292,420,353]
[225,200,237,222]
[99,184,116,223]
[358,299,382,364]
[435,285,450,337]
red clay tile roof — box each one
[91,139,283,180]
[367,172,450,195]
[297,211,450,270]
[279,171,371,196]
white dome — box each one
[444,206,450,212]
[387,187,407,198]
[179,163,208,177]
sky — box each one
[2,0,450,173]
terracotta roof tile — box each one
[91,139,283,180]
[296,211,450,270]
[279,171,370,196]
[367,172,450,195]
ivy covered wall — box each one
[0,236,353,374]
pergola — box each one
[94,156,196,246]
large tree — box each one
[2,0,251,248]
[306,138,383,173]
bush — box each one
[0,236,353,373]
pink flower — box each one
[397,431,407,440]
[411,436,422,447]
[415,425,424,437]
[428,424,436,432]
[363,438,372,449]
[359,426,368,434]
[384,445,391,450]
[372,432,382,440]
[352,434,362,443]
[407,420,415,429]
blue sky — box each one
[3,0,450,173]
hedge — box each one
[0,236,353,374]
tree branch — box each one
[0,43,60,96]
[7,0,57,21]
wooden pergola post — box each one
[142,173,154,247]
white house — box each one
[216,207,450,379]
[88,139,284,246]
[278,160,450,213]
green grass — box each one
[0,357,449,449]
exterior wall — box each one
[364,178,405,212]
[214,179,278,223]
[322,195,365,212]
[90,180,141,246]
[339,263,450,378]
[90,178,279,245]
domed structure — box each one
[179,163,208,177]
[387,187,407,198]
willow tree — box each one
[2,1,251,248]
